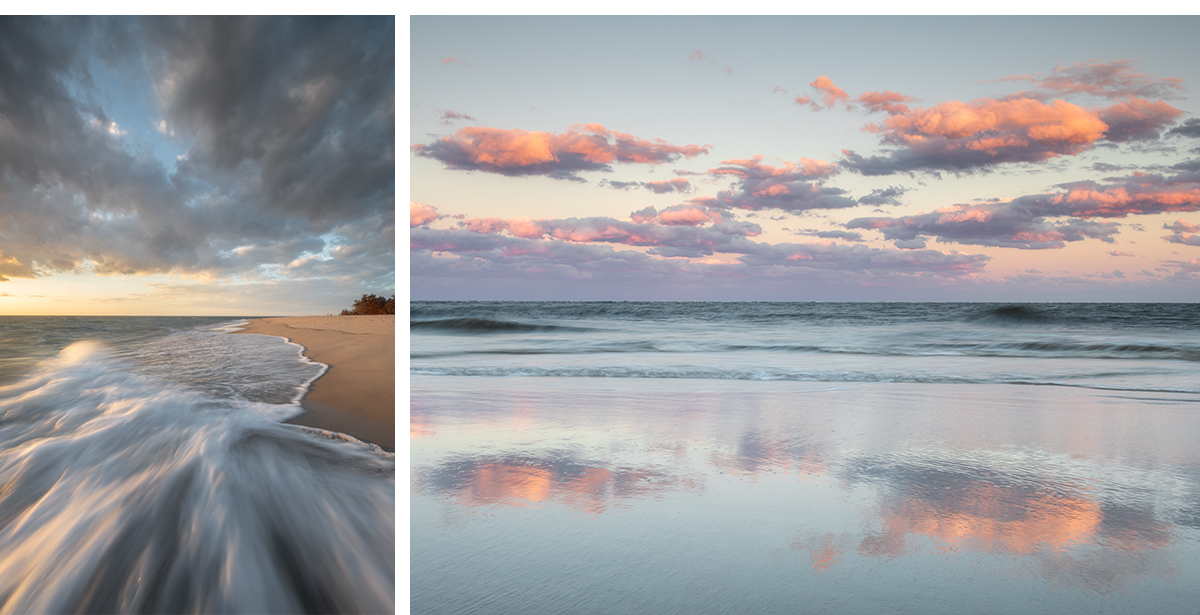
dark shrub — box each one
[341,294,396,315]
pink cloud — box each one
[795,76,851,111]
[410,201,441,227]
[1107,251,1136,257]
[855,90,919,115]
[842,96,1183,175]
[412,227,991,285]
[441,57,470,67]
[1097,98,1185,141]
[412,124,710,181]
[847,167,1200,249]
[631,205,725,226]
[1163,219,1200,246]
[696,156,855,213]
[455,213,760,258]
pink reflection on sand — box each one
[423,456,703,516]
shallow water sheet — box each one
[411,377,1200,615]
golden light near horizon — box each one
[0,16,394,317]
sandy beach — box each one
[238,315,395,451]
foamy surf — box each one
[0,340,394,614]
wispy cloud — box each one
[688,49,734,76]
[438,110,476,125]
[794,76,851,111]
[600,178,692,194]
[992,60,1186,100]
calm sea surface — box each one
[412,302,1200,614]
[0,316,394,614]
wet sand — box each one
[411,377,1200,614]
[238,315,395,451]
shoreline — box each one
[236,315,395,452]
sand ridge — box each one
[236,315,395,451]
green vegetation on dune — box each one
[341,294,395,315]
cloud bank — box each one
[0,17,395,296]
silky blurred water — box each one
[411,302,1200,614]
[0,317,394,614]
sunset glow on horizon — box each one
[0,17,395,316]
[410,16,1200,302]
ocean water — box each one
[411,302,1200,614]
[0,317,394,614]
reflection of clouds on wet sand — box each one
[413,380,1200,608]
[706,431,828,479]
[791,454,1178,591]
[413,453,704,515]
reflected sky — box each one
[412,377,1200,613]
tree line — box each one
[341,294,395,315]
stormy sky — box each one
[410,16,1200,301]
[0,16,394,315]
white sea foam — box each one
[0,341,394,614]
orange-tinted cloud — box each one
[795,75,851,111]
[843,96,1183,175]
[415,454,699,515]
[855,90,919,115]
[440,57,470,67]
[1098,98,1185,141]
[410,201,441,227]
[412,124,710,181]
[630,204,724,226]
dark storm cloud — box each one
[0,16,394,287]
[143,16,394,223]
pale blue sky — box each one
[410,15,1200,301]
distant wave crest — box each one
[410,317,591,334]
